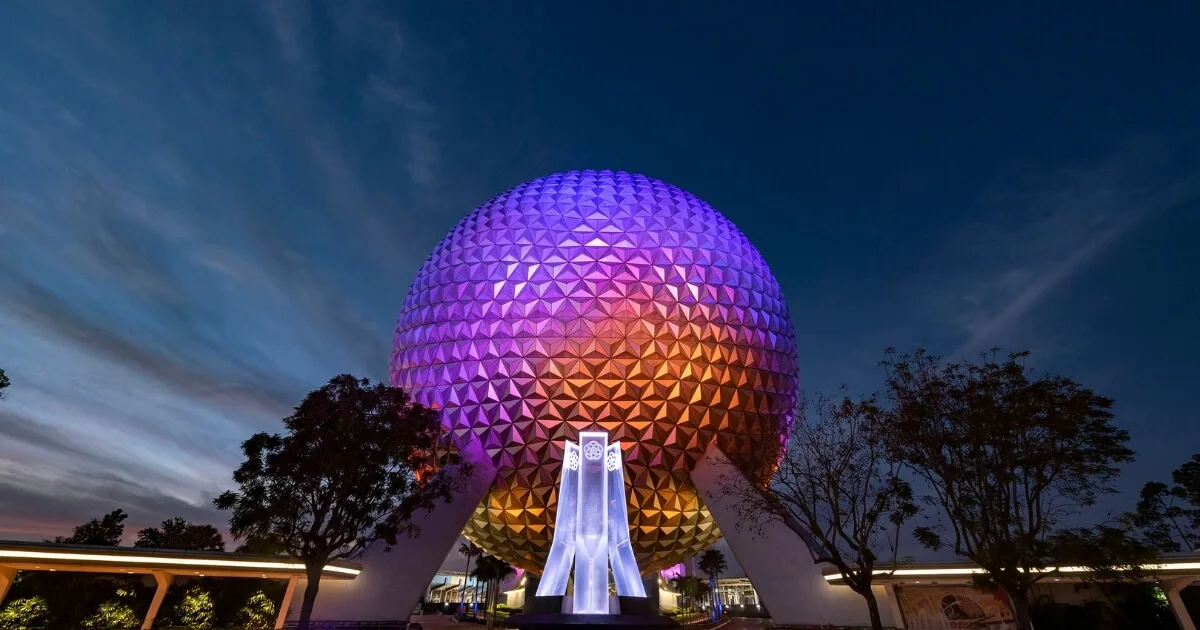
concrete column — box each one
[0,567,17,604]
[276,576,299,630]
[1165,578,1197,630]
[882,584,906,629]
[141,571,173,630]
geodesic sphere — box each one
[391,170,799,573]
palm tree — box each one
[698,549,727,621]
[471,555,514,630]
[695,579,712,616]
[667,577,687,613]
[458,541,482,614]
[491,560,514,627]
[469,558,488,617]
[668,576,706,615]
[474,566,483,615]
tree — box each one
[135,517,226,551]
[236,591,277,630]
[879,349,1135,630]
[0,596,49,630]
[174,585,215,628]
[694,578,711,615]
[0,368,9,400]
[29,512,146,626]
[668,576,705,614]
[470,555,513,629]
[234,534,288,555]
[718,393,916,630]
[698,549,727,621]
[213,374,469,630]
[53,509,127,545]
[667,577,689,612]
[1128,454,1200,552]
[1046,523,1159,626]
[458,541,482,614]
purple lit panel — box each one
[392,170,799,572]
[660,563,686,580]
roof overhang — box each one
[821,555,1200,586]
[0,540,361,580]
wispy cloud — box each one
[923,137,1199,355]
[406,124,441,186]
[368,73,434,114]
[0,0,450,537]
[363,74,441,186]
[261,0,312,67]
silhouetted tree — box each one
[53,509,127,545]
[698,549,727,621]
[1046,523,1159,626]
[458,541,482,614]
[0,368,10,400]
[234,534,288,555]
[1128,454,1200,552]
[18,512,151,627]
[718,392,916,630]
[694,579,711,613]
[135,517,225,551]
[879,349,1134,630]
[214,374,470,630]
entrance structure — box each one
[538,432,644,613]
[0,539,359,630]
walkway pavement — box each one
[412,614,776,630]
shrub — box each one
[0,596,50,629]
[80,601,139,629]
[174,586,215,628]
[236,591,277,630]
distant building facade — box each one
[423,571,481,607]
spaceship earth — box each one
[391,170,799,572]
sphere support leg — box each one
[290,438,499,623]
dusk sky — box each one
[0,1,1197,549]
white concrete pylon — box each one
[882,583,907,629]
[690,444,896,628]
[1164,577,1197,630]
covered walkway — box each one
[821,553,1200,629]
[0,539,360,629]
